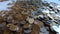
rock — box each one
[32,24,40,34]
[7,24,19,31]
[26,17,34,24]
[44,31,49,34]
[20,20,26,25]
[50,22,56,26]
[33,20,40,24]
[39,32,44,34]
[23,29,31,34]
[7,16,13,23]
[23,23,32,29]
[30,30,36,34]
[40,26,49,34]
[0,0,60,34]
[4,30,11,34]
[34,20,44,27]
[40,26,47,33]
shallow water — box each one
[42,0,60,5]
[52,25,60,34]
[0,0,17,11]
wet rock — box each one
[20,20,26,25]
[30,30,36,34]
[40,26,49,34]
[50,22,56,26]
[39,32,44,34]
[0,0,60,34]
[4,29,11,34]
[23,29,31,34]
[26,17,34,24]
[7,24,19,31]
[40,26,47,33]
[7,16,13,23]
[23,23,32,29]
[32,24,40,34]
[34,20,44,27]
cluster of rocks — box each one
[0,0,60,34]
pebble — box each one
[7,24,19,31]
[40,26,49,34]
[32,24,40,34]
[24,29,31,33]
[39,32,44,34]
[7,16,13,23]
[26,17,34,24]
[40,26,47,33]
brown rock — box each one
[4,30,11,34]
[23,23,30,28]
[26,17,34,24]
[7,24,19,31]
[33,20,44,27]
[32,24,40,34]
[30,30,36,34]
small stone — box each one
[45,26,49,30]
[34,20,44,27]
[23,23,31,29]
[38,23,44,28]
[46,20,53,25]
[50,22,56,26]
[39,32,44,34]
[7,24,19,31]
[30,30,36,34]
[26,17,34,24]
[40,26,47,33]
[44,31,49,34]
[24,29,31,33]
[33,20,40,24]
[32,24,40,34]
[20,20,26,25]
[4,30,11,34]
[7,16,13,23]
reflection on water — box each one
[52,25,60,34]
[42,0,60,5]
[0,0,17,11]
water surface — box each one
[0,0,17,11]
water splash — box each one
[0,0,17,11]
[42,0,60,5]
[52,25,60,34]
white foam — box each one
[0,0,17,11]
[42,9,49,13]
[52,25,60,33]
